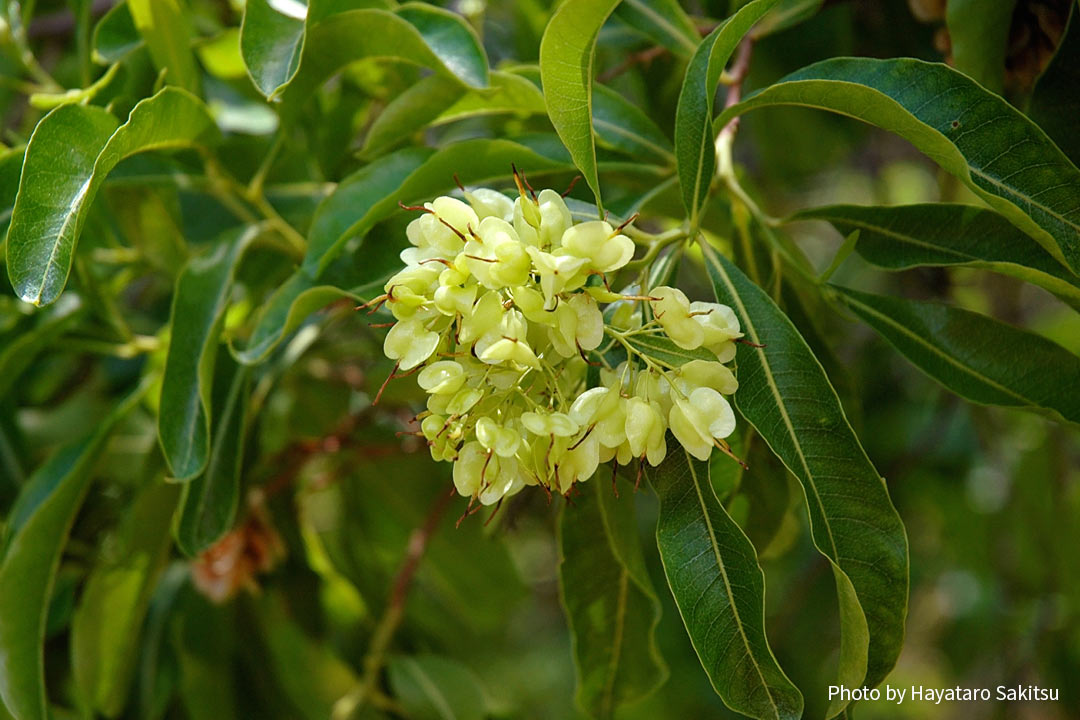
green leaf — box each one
[751,0,824,39]
[6,88,218,306]
[702,244,908,701]
[386,655,487,720]
[0,147,23,241]
[71,481,180,717]
[792,203,1080,311]
[175,354,250,556]
[280,7,489,121]
[127,0,199,92]
[159,226,260,481]
[946,0,1016,93]
[0,380,150,720]
[614,0,699,58]
[593,84,675,165]
[675,0,778,226]
[1029,2,1080,166]
[240,0,306,98]
[539,0,622,212]
[648,446,802,720]
[714,57,1080,274]
[830,285,1080,424]
[0,294,84,401]
[559,478,667,718]
[360,76,466,158]
[92,1,142,64]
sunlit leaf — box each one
[715,57,1080,274]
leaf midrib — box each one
[684,449,781,720]
[623,0,697,54]
[837,291,1033,406]
[401,658,457,720]
[702,246,842,563]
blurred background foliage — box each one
[1,0,1079,719]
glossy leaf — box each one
[71,481,179,717]
[539,0,622,212]
[675,0,778,226]
[240,0,306,98]
[175,355,250,556]
[831,285,1080,424]
[360,76,466,157]
[1029,2,1080,166]
[702,244,908,699]
[648,446,802,720]
[559,478,667,718]
[614,0,699,58]
[92,1,142,64]
[6,88,217,306]
[751,0,824,38]
[792,203,1080,310]
[159,226,260,481]
[0,380,149,720]
[946,0,1015,93]
[714,57,1080,274]
[387,655,487,720]
[593,84,675,165]
[280,7,488,121]
[127,0,199,92]
[624,333,714,367]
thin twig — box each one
[597,46,667,83]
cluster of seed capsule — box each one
[373,178,745,509]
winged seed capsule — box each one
[376,185,743,508]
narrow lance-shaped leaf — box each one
[279,7,489,122]
[702,244,909,703]
[559,478,667,718]
[593,84,675,165]
[675,0,778,226]
[0,147,23,240]
[539,0,623,212]
[830,285,1080,425]
[648,447,802,720]
[792,203,1080,311]
[71,481,180,717]
[175,353,251,556]
[0,379,151,720]
[6,88,218,306]
[614,0,699,58]
[92,0,141,64]
[714,57,1080,274]
[240,0,307,98]
[0,294,84,400]
[159,226,260,481]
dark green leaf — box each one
[127,0,199,92]
[175,355,251,556]
[946,0,1016,93]
[159,226,260,481]
[71,481,179,717]
[92,1,142,64]
[614,0,699,58]
[751,0,824,39]
[1029,2,1080,166]
[830,285,1080,424]
[715,57,1080,274]
[280,7,488,121]
[240,0,306,98]
[675,0,778,226]
[593,84,675,165]
[387,655,487,720]
[539,0,622,212]
[702,244,908,702]
[0,147,23,241]
[360,76,466,158]
[6,88,218,306]
[0,380,150,720]
[792,203,1080,310]
[649,446,802,720]
[624,333,715,367]
[559,478,667,718]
